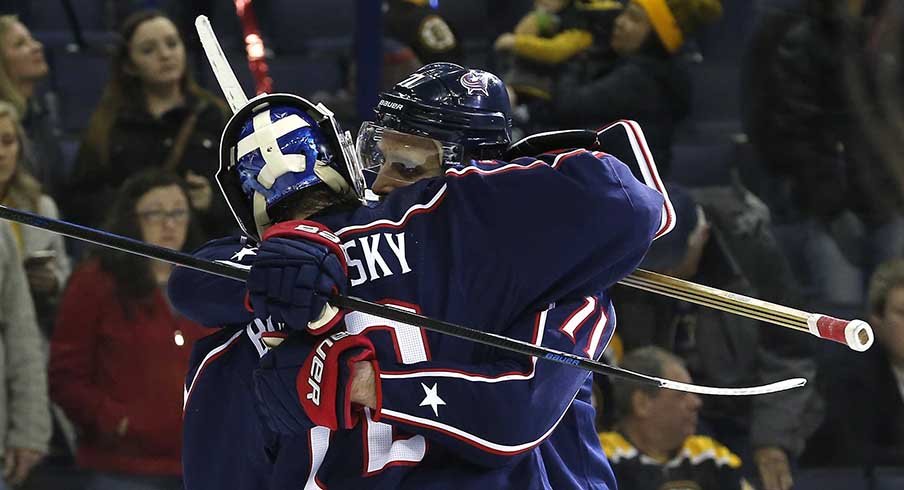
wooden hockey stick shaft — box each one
[620,269,874,352]
[0,204,810,396]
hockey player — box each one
[173,63,664,489]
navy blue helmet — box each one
[217,93,365,240]
[358,62,513,173]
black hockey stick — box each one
[0,204,803,396]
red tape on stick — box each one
[234,0,273,94]
[810,315,874,352]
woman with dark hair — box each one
[63,9,231,240]
[49,170,208,490]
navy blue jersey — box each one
[182,320,275,490]
[174,149,664,489]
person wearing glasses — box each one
[62,10,231,240]
[49,170,207,490]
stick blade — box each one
[195,15,249,113]
[658,377,807,396]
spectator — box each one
[383,0,463,64]
[601,346,753,489]
[64,10,232,240]
[0,99,69,336]
[746,0,903,309]
[611,184,822,490]
[0,15,65,201]
[49,170,208,490]
[0,217,51,489]
[611,185,760,439]
[531,0,721,174]
[801,258,904,468]
[494,0,614,102]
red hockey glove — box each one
[253,331,380,434]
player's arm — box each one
[168,237,257,327]
[368,293,619,468]
[445,149,663,322]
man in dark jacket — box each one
[746,0,904,309]
[801,258,904,469]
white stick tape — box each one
[657,377,807,396]
[195,15,249,113]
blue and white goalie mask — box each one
[217,94,365,240]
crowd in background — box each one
[0,0,899,489]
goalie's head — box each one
[357,63,512,191]
[217,93,365,240]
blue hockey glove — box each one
[247,221,349,335]
[254,330,380,433]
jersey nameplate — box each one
[341,232,412,287]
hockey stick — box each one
[620,270,873,351]
[505,131,873,352]
[0,204,803,396]
[196,16,249,113]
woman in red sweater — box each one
[50,170,209,490]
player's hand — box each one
[185,171,213,211]
[754,446,793,490]
[247,221,349,335]
[253,331,378,434]
[3,447,44,485]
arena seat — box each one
[794,468,869,490]
[50,50,110,131]
[17,0,107,31]
[695,0,755,63]
[268,54,345,96]
[262,0,354,55]
[873,467,904,490]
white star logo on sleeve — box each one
[231,247,258,261]
[419,383,446,417]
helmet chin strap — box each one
[252,191,270,238]
[314,163,351,196]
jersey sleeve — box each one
[168,237,257,327]
[443,150,663,328]
[370,292,617,468]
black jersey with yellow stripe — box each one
[599,432,754,490]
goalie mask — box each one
[357,63,512,190]
[217,93,365,240]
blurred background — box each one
[0,0,901,489]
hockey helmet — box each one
[217,93,365,240]
[357,63,512,188]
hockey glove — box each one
[253,331,380,434]
[247,221,349,335]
